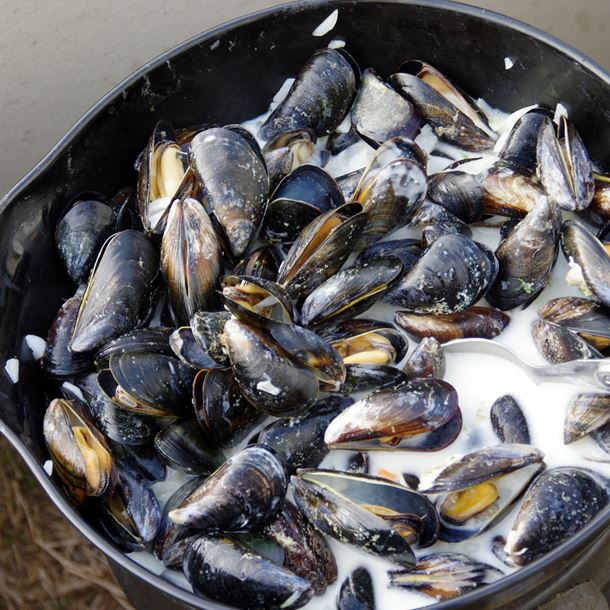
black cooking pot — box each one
[2,1,610,608]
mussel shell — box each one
[590,175,610,223]
[263,128,317,164]
[191,310,231,366]
[55,198,114,284]
[412,202,473,249]
[561,219,610,308]
[564,393,610,444]
[168,445,287,531]
[193,368,260,448]
[531,319,603,364]
[258,396,353,474]
[389,553,502,600]
[499,109,548,173]
[169,327,219,369]
[154,419,223,475]
[260,48,357,140]
[234,245,280,282]
[223,319,319,417]
[355,238,422,271]
[183,535,313,610]
[490,395,530,444]
[190,127,268,258]
[336,169,366,201]
[351,68,419,147]
[292,471,416,566]
[403,337,445,380]
[339,365,408,395]
[109,441,166,482]
[94,327,173,369]
[76,372,158,446]
[395,307,510,342]
[327,125,361,156]
[504,467,609,566]
[427,171,484,223]
[96,459,162,552]
[277,202,369,301]
[110,186,142,232]
[264,147,294,193]
[384,234,498,313]
[337,567,375,610]
[301,258,404,328]
[42,288,92,378]
[487,197,561,310]
[325,378,461,450]
[70,230,158,353]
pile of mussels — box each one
[39,47,610,609]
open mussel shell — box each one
[277,202,369,301]
[351,68,419,147]
[43,398,116,505]
[169,327,219,369]
[193,368,260,448]
[136,120,189,233]
[96,460,162,552]
[338,567,375,610]
[395,307,510,342]
[403,337,445,380]
[190,127,268,259]
[532,318,603,364]
[419,444,544,542]
[301,258,404,328]
[384,234,498,313]
[292,471,416,566]
[325,378,461,451]
[70,230,158,353]
[168,445,287,531]
[539,297,610,351]
[161,197,222,324]
[183,535,313,610]
[221,275,296,325]
[76,373,158,446]
[537,115,594,211]
[355,238,422,271]
[55,197,114,284]
[503,467,610,566]
[318,318,408,366]
[42,288,92,378]
[94,327,173,369]
[263,128,317,165]
[234,245,281,282]
[490,395,530,444]
[487,197,561,310]
[564,393,610,444]
[261,500,338,594]
[223,319,319,417]
[390,64,494,152]
[260,48,357,140]
[562,219,610,308]
[264,165,345,243]
[258,396,353,474]
[427,171,484,223]
[339,364,408,395]
[389,553,502,600]
[191,310,231,366]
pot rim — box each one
[2,1,610,609]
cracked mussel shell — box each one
[183,535,313,610]
[43,398,116,505]
[419,444,544,542]
[325,378,462,451]
[260,48,357,141]
[384,234,498,313]
[70,230,159,353]
[168,444,287,532]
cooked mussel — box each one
[403,337,445,379]
[564,393,610,444]
[395,307,510,342]
[389,553,502,600]
[190,127,268,258]
[351,68,419,147]
[419,444,544,541]
[222,319,319,417]
[502,467,609,566]
[490,395,530,444]
[168,445,287,531]
[70,230,158,352]
[384,234,497,313]
[183,535,313,610]
[55,196,114,283]
[325,378,461,451]
[43,398,115,505]
[301,258,404,327]
[260,48,357,140]
[263,128,317,167]
[337,567,375,610]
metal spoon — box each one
[443,338,610,390]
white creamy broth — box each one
[125,80,610,610]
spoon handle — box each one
[536,359,610,390]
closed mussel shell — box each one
[490,395,530,444]
[403,337,445,380]
[427,171,484,224]
[338,567,375,610]
[339,364,409,395]
[564,393,610,444]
